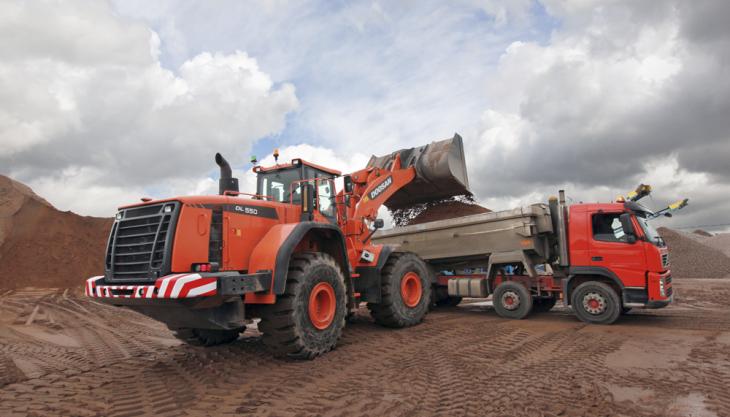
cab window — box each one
[592,213,628,243]
[317,179,336,218]
[257,169,301,203]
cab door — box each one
[588,211,647,287]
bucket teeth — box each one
[367,133,471,209]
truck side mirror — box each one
[619,213,636,243]
[373,218,384,229]
[344,175,353,193]
[301,183,315,219]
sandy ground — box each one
[1,279,729,417]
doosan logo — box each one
[369,176,393,200]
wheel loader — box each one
[86,134,469,359]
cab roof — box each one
[253,158,341,176]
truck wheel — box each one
[532,296,557,313]
[571,281,621,325]
[258,252,347,359]
[368,252,431,328]
[493,281,532,319]
[173,328,242,346]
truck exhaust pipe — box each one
[215,153,239,195]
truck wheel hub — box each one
[400,272,422,308]
[582,292,606,315]
[501,291,520,311]
[309,282,336,330]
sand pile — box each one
[0,175,112,288]
[390,195,490,227]
[658,227,730,278]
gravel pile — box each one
[390,194,490,227]
[0,175,112,288]
[658,227,730,278]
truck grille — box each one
[661,253,669,268]
[105,202,180,283]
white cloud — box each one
[0,0,298,216]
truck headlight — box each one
[659,278,666,297]
[115,212,123,221]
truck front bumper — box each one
[86,271,272,301]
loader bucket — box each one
[367,133,470,209]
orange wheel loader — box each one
[85,135,470,359]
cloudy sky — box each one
[1,0,729,231]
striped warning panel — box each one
[85,274,217,299]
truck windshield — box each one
[636,214,665,247]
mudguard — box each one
[246,222,350,303]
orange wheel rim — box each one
[400,272,422,308]
[309,282,336,330]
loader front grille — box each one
[104,202,180,283]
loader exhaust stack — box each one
[215,153,239,195]
[367,133,470,209]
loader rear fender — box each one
[248,222,350,298]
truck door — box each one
[588,212,647,287]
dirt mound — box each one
[658,227,730,278]
[390,195,490,226]
[0,175,112,288]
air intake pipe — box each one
[215,153,239,195]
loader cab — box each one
[254,159,340,219]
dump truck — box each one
[85,135,470,358]
[373,190,674,324]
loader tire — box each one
[368,252,431,328]
[258,252,347,359]
[571,281,621,325]
[493,281,532,319]
[173,328,242,347]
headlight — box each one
[659,278,666,297]
[115,212,123,220]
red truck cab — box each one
[564,201,673,314]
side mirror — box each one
[344,175,354,193]
[664,212,672,218]
[619,213,636,243]
[373,218,384,229]
[301,183,315,219]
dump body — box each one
[373,204,555,268]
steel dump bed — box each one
[373,204,556,265]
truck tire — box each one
[571,281,621,325]
[173,328,242,346]
[532,295,557,313]
[493,281,533,319]
[258,252,347,359]
[368,252,431,328]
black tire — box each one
[173,328,242,346]
[532,296,557,314]
[571,281,621,325]
[368,252,431,328]
[431,286,462,307]
[493,281,533,319]
[258,252,347,359]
